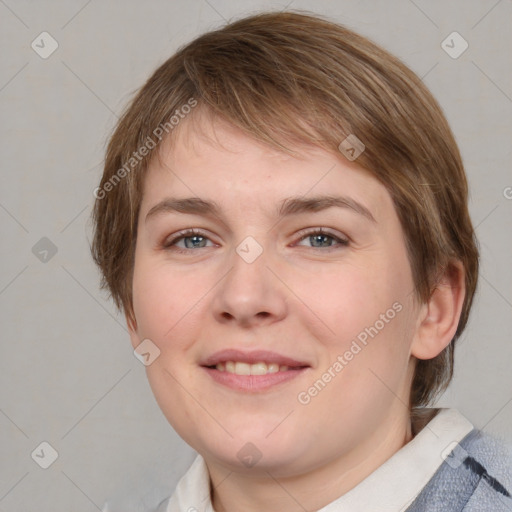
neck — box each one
[207,409,415,512]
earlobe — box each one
[411,261,466,360]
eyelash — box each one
[161,228,349,254]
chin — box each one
[202,430,308,473]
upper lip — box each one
[201,349,310,368]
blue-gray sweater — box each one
[407,429,512,511]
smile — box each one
[214,361,291,375]
[200,348,311,391]
[202,363,309,392]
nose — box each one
[211,239,288,328]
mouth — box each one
[200,349,311,392]
[210,360,305,373]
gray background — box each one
[0,0,511,511]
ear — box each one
[411,261,466,360]
[126,311,142,351]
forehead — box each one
[140,112,395,224]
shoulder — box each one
[407,429,512,511]
[461,430,512,498]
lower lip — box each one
[202,366,309,392]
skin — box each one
[127,111,465,512]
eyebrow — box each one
[145,195,376,223]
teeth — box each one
[216,361,290,375]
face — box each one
[128,114,423,477]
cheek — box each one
[132,259,204,342]
[131,262,208,437]
[296,260,396,345]
[302,256,415,387]
[301,302,415,438]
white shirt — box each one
[159,408,474,512]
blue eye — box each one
[162,229,214,252]
[162,228,349,254]
[179,234,209,249]
[295,229,349,250]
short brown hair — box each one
[91,11,479,409]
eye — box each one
[162,229,215,252]
[161,227,349,254]
[294,228,349,250]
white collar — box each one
[163,408,474,512]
